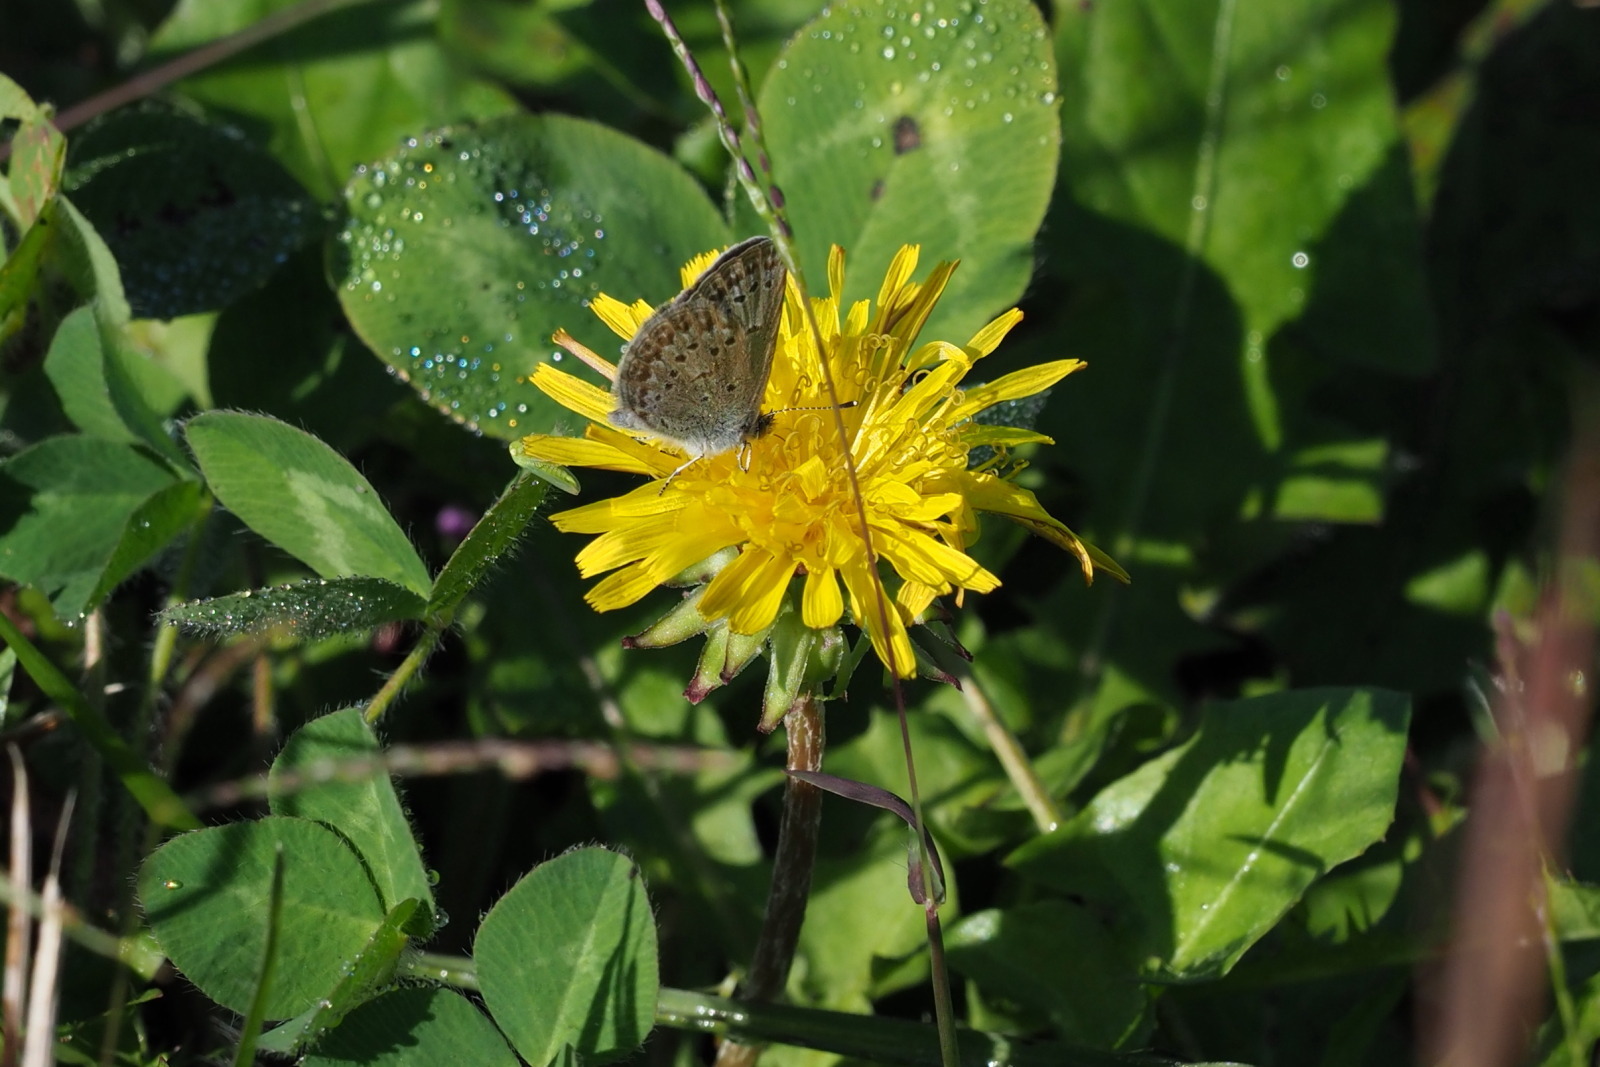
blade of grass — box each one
[232,844,287,1067]
[0,870,152,972]
[2,746,30,1067]
[20,792,72,1067]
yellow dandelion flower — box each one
[514,243,1126,678]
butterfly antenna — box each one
[771,400,858,417]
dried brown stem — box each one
[2,747,30,1067]
[715,695,825,1067]
[1424,377,1600,1065]
[185,737,737,811]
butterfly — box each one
[607,236,787,472]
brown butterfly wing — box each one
[608,303,753,453]
[610,237,786,451]
[681,237,786,419]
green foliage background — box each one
[1,0,1598,1063]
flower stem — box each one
[922,908,960,1067]
[715,694,825,1067]
[401,951,480,991]
[50,0,369,135]
[363,622,444,726]
[891,693,959,1067]
[956,668,1064,832]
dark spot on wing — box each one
[893,116,921,154]
[870,179,886,202]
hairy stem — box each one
[363,622,444,725]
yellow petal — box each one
[840,563,915,678]
[531,364,615,424]
[591,522,743,596]
[878,525,999,593]
[875,246,920,315]
[958,425,1054,451]
[879,358,965,429]
[844,299,871,336]
[516,434,656,475]
[586,560,667,611]
[802,566,844,628]
[727,551,797,634]
[956,473,1128,583]
[551,485,688,534]
[1007,511,1129,584]
[897,580,938,619]
[680,247,724,288]
[587,423,692,476]
[591,293,652,340]
[966,308,1023,358]
[950,360,1083,422]
[862,482,962,524]
[698,547,772,622]
[884,259,957,345]
[575,510,732,577]
[906,340,966,376]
